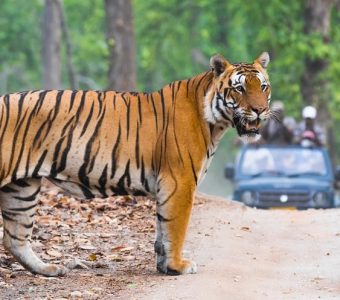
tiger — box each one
[0,52,271,276]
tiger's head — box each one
[204,52,271,143]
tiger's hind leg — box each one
[0,178,68,276]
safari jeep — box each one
[224,144,339,209]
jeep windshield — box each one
[240,147,328,177]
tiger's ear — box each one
[254,52,270,69]
[210,54,230,77]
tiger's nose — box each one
[252,107,266,115]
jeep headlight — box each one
[313,192,328,207]
[241,191,256,206]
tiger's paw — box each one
[157,258,197,275]
[36,264,69,277]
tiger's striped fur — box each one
[0,53,271,276]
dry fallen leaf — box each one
[78,244,97,251]
[88,254,97,261]
[46,249,62,258]
[111,246,134,253]
[241,226,250,231]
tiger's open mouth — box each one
[233,116,261,141]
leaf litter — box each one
[0,181,157,299]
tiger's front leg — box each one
[155,179,197,275]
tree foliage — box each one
[0,1,339,157]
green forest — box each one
[0,0,339,195]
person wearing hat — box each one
[260,101,294,145]
[294,105,326,147]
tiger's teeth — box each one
[245,120,259,131]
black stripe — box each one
[42,90,64,141]
[10,203,36,212]
[16,92,29,127]
[157,165,178,207]
[22,222,34,229]
[144,179,150,193]
[194,72,209,99]
[60,116,75,137]
[3,218,35,229]
[215,101,233,123]
[35,90,49,116]
[88,143,100,173]
[137,95,143,125]
[162,110,170,155]
[171,82,175,102]
[150,94,158,132]
[112,94,116,109]
[57,129,74,174]
[74,91,87,124]
[80,184,95,199]
[140,156,150,193]
[97,91,103,117]
[117,160,131,189]
[32,112,52,147]
[80,101,95,138]
[13,179,30,188]
[14,188,40,202]
[4,228,26,242]
[69,90,78,112]
[186,79,191,97]
[110,185,127,196]
[188,152,198,185]
[140,156,147,191]
[0,185,18,193]
[121,93,128,106]
[223,88,229,100]
[177,80,182,92]
[0,95,10,145]
[133,190,147,196]
[157,213,172,222]
[110,122,121,179]
[97,164,108,197]
[126,100,131,139]
[32,149,48,178]
[2,211,16,222]
[159,89,166,129]
[50,136,66,177]
[135,122,140,169]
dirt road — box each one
[1,193,340,299]
[136,194,340,300]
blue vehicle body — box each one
[227,145,335,209]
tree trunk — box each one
[301,0,335,162]
[105,0,136,91]
[301,0,334,105]
[42,0,62,89]
[57,0,77,89]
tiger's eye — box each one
[235,86,244,92]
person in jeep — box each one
[294,106,326,147]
